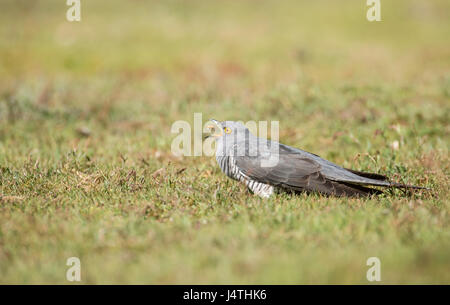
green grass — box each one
[0,0,449,284]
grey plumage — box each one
[209,120,427,198]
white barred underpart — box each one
[216,155,274,198]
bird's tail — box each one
[345,168,431,191]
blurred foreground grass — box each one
[0,0,449,283]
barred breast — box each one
[216,155,274,198]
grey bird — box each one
[207,119,427,198]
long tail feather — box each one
[345,168,430,191]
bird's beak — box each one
[204,119,223,139]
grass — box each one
[0,0,449,284]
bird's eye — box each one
[224,127,232,134]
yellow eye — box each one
[224,127,232,134]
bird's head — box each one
[206,119,253,155]
[206,119,249,139]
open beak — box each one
[204,119,223,139]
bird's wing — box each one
[234,151,378,197]
[235,153,320,188]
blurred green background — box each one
[0,0,449,284]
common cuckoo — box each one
[207,120,427,198]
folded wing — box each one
[235,152,381,197]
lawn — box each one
[0,0,449,284]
